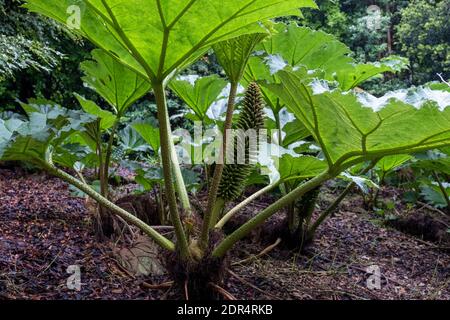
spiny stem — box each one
[209,197,225,229]
[372,171,386,207]
[308,182,353,237]
[308,159,380,237]
[275,111,288,199]
[201,81,239,248]
[39,160,175,252]
[75,168,87,186]
[102,118,120,199]
[215,183,278,229]
[165,106,192,214]
[432,170,450,212]
[96,127,110,235]
[153,83,191,260]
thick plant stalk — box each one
[308,159,380,237]
[372,170,386,207]
[165,106,192,214]
[287,202,298,233]
[275,112,289,197]
[291,187,321,234]
[307,182,354,238]
[153,83,191,260]
[212,171,332,258]
[209,198,226,229]
[102,119,120,200]
[95,129,113,237]
[432,171,450,212]
[39,160,175,252]
[201,81,239,247]
[215,183,278,229]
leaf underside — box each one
[268,70,450,169]
[24,0,317,81]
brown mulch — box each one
[0,168,154,300]
[0,167,449,300]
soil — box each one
[0,167,449,300]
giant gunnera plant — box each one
[1,1,449,300]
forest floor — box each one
[0,167,449,300]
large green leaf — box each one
[411,151,450,174]
[278,154,327,181]
[169,75,227,122]
[213,32,269,83]
[243,23,352,108]
[118,126,151,154]
[24,0,317,81]
[75,93,116,130]
[420,183,449,208]
[0,102,95,163]
[54,143,98,169]
[132,121,160,153]
[257,24,353,80]
[336,56,410,91]
[81,49,151,114]
[244,24,408,107]
[0,117,25,143]
[376,155,412,173]
[282,119,311,147]
[267,70,450,168]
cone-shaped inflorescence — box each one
[217,82,265,202]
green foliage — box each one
[293,0,348,39]
[132,121,161,154]
[75,93,115,130]
[0,100,94,162]
[80,49,151,115]
[376,154,412,174]
[134,166,164,192]
[4,0,448,275]
[294,0,418,93]
[244,23,407,114]
[336,55,409,91]
[420,183,449,208]
[278,155,327,182]
[213,32,269,83]
[397,0,450,84]
[244,23,351,113]
[0,34,62,81]
[0,0,93,110]
[25,0,317,81]
[75,48,154,170]
[0,0,61,80]
[169,75,227,122]
[117,125,150,155]
[267,69,450,167]
[407,150,450,209]
[299,1,410,61]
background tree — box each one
[397,0,450,84]
[297,0,450,93]
[0,0,93,111]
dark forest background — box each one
[1,0,449,115]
